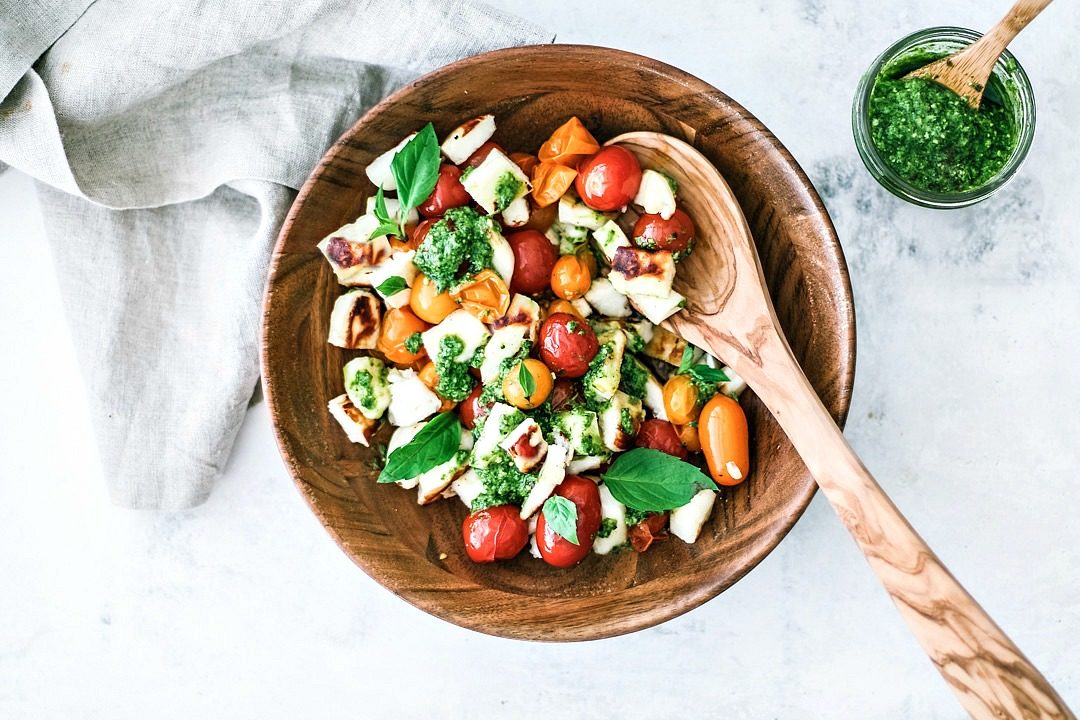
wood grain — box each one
[905,0,1053,108]
[260,46,856,641]
[614,130,1073,719]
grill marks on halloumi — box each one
[328,289,381,349]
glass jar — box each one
[852,27,1036,209]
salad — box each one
[320,114,750,567]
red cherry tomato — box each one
[506,230,558,295]
[458,384,491,430]
[464,141,505,169]
[538,312,599,378]
[419,164,471,218]
[408,218,438,250]
[632,208,696,254]
[462,505,530,563]
[536,476,602,568]
[574,146,642,211]
[635,419,689,460]
[628,512,669,552]
[550,378,582,410]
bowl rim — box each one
[260,43,857,641]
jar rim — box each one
[852,26,1037,209]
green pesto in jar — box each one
[868,52,1019,193]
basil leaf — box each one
[376,275,408,297]
[518,361,536,399]
[602,448,717,511]
[542,495,579,545]
[678,345,694,374]
[687,365,729,385]
[378,412,460,484]
[391,123,441,217]
[373,186,393,224]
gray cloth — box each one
[0,0,548,509]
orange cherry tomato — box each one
[502,358,553,410]
[522,200,557,232]
[417,361,457,412]
[376,306,430,366]
[550,254,592,300]
[577,247,598,276]
[698,394,750,486]
[546,298,583,320]
[410,273,458,324]
[509,152,540,178]
[538,116,600,168]
[449,268,510,323]
[675,423,702,453]
[531,161,578,208]
[662,374,701,425]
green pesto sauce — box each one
[493,171,523,213]
[404,331,423,355]
[433,336,474,402]
[597,517,618,539]
[471,448,537,511]
[618,355,648,400]
[414,207,494,292]
[868,55,1018,193]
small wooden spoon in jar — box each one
[904,0,1053,108]
[608,131,1074,720]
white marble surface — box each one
[2,1,1079,717]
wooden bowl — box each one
[261,45,856,641]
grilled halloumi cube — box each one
[365,132,416,190]
[386,368,441,427]
[609,247,676,298]
[488,227,515,286]
[480,325,527,383]
[629,290,686,324]
[598,391,644,452]
[421,309,490,364]
[499,418,548,473]
[450,469,485,508]
[327,394,379,447]
[501,196,530,228]
[632,169,677,220]
[545,221,589,255]
[470,402,520,469]
[553,407,605,458]
[519,444,569,520]
[440,115,496,165]
[643,325,687,365]
[720,366,747,398]
[584,277,631,318]
[559,194,614,230]
[567,455,606,474]
[417,437,469,505]
[364,195,419,227]
[461,148,530,214]
[367,250,417,309]
[643,372,667,421]
[669,489,717,543]
[327,289,381,349]
[570,298,593,318]
[318,219,394,286]
[583,325,625,404]
[625,319,654,353]
[492,294,541,342]
[591,219,631,261]
[593,484,628,555]
[343,356,390,421]
[386,422,423,489]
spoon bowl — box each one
[610,131,1074,720]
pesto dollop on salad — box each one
[318,114,752,567]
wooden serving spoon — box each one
[904,0,1052,108]
[608,131,1074,720]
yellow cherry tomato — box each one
[698,394,749,486]
[546,298,583,320]
[417,361,457,412]
[410,273,458,325]
[550,254,592,300]
[675,423,702,453]
[449,268,510,323]
[662,374,701,425]
[376,306,430,366]
[502,358,553,410]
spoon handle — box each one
[987,0,1054,49]
[725,324,1074,720]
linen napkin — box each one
[0,0,549,509]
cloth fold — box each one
[0,0,549,508]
